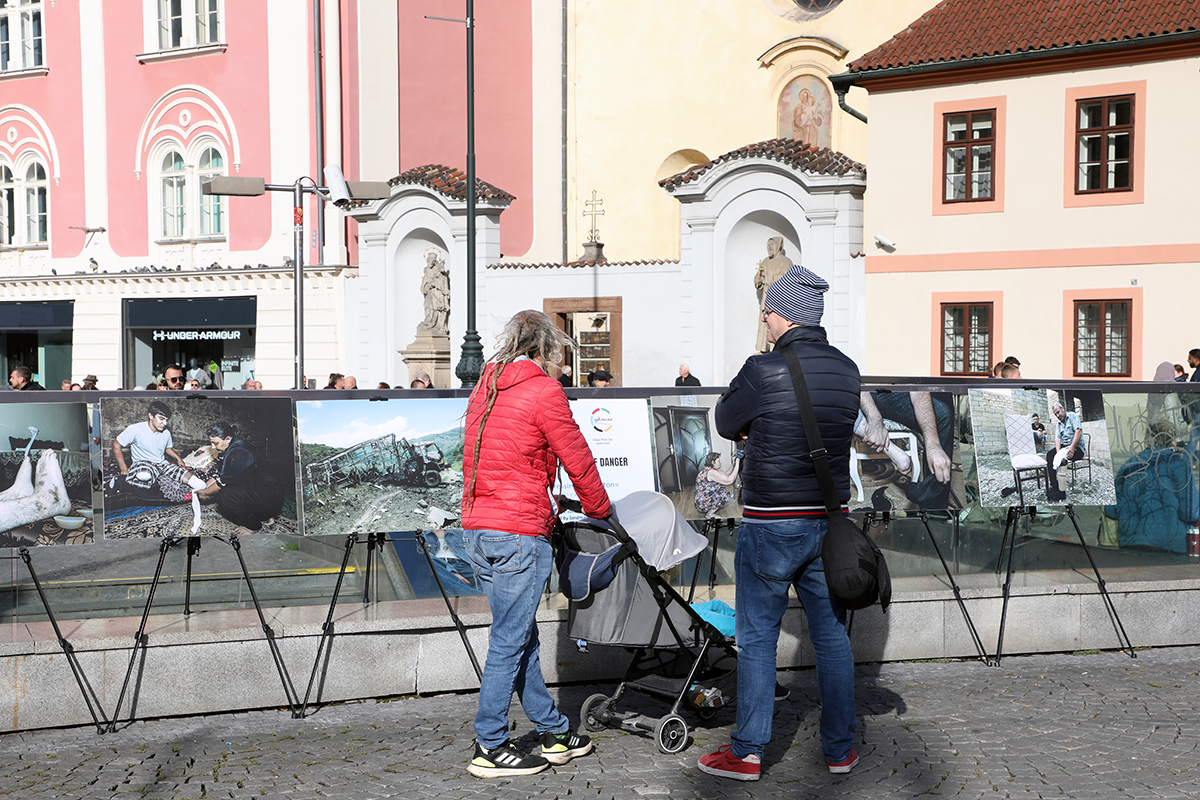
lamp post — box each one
[203,173,390,389]
[428,0,483,388]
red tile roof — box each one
[490,259,679,270]
[389,164,514,203]
[849,0,1200,74]
[659,138,865,189]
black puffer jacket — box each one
[715,326,860,513]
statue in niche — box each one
[419,250,450,335]
[754,237,794,353]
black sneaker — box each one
[540,729,594,764]
[774,683,790,702]
[467,740,549,778]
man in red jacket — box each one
[461,310,612,778]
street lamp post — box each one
[203,173,390,389]
[428,0,483,388]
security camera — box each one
[323,165,352,208]
[874,234,897,249]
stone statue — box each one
[419,250,450,335]
[754,237,794,352]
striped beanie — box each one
[763,264,828,327]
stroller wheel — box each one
[697,705,720,721]
[654,714,688,754]
[581,693,611,732]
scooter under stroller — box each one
[556,492,738,754]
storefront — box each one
[124,297,257,389]
[0,301,73,389]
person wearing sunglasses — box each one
[163,364,186,390]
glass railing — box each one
[3,381,1197,629]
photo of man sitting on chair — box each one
[1044,403,1085,502]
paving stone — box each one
[7,647,1200,797]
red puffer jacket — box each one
[462,359,611,536]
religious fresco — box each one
[778,75,833,149]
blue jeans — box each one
[731,519,856,763]
[465,529,569,749]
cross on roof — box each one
[583,190,604,243]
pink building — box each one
[0,1,541,389]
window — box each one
[0,0,43,73]
[23,161,45,242]
[1076,95,1133,194]
[941,302,992,376]
[1074,300,1129,377]
[154,143,227,242]
[0,157,48,247]
[156,0,220,51]
[160,151,185,238]
[197,147,224,236]
[943,110,994,202]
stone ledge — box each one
[2,575,1196,731]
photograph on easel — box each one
[99,396,297,538]
[297,397,467,536]
[968,388,1116,507]
[0,402,94,547]
[850,390,966,512]
[648,394,742,521]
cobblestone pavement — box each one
[3,646,1200,799]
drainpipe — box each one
[829,72,866,124]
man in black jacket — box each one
[697,264,860,781]
[9,365,45,391]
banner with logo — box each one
[555,398,655,504]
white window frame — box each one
[0,0,45,74]
[0,154,49,248]
[142,0,223,55]
[151,138,227,244]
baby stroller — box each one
[555,492,739,754]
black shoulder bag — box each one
[780,346,891,612]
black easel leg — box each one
[184,537,201,616]
[709,520,732,593]
[1064,505,1135,658]
[995,505,1015,574]
[224,535,301,714]
[918,511,988,664]
[18,549,109,734]
[108,536,174,732]
[361,532,377,604]
[993,506,1022,667]
[299,532,360,718]
[416,532,482,681]
[686,519,716,604]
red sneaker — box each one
[827,749,859,774]
[697,744,761,781]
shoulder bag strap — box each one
[780,345,843,519]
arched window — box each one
[161,150,186,238]
[24,161,46,243]
[0,165,13,245]
[152,143,227,242]
[0,158,48,247]
[198,147,224,236]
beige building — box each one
[840,0,1200,379]
[562,0,942,264]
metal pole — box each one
[454,0,484,388]
[313,0,326,263]
[294,181,305,389]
